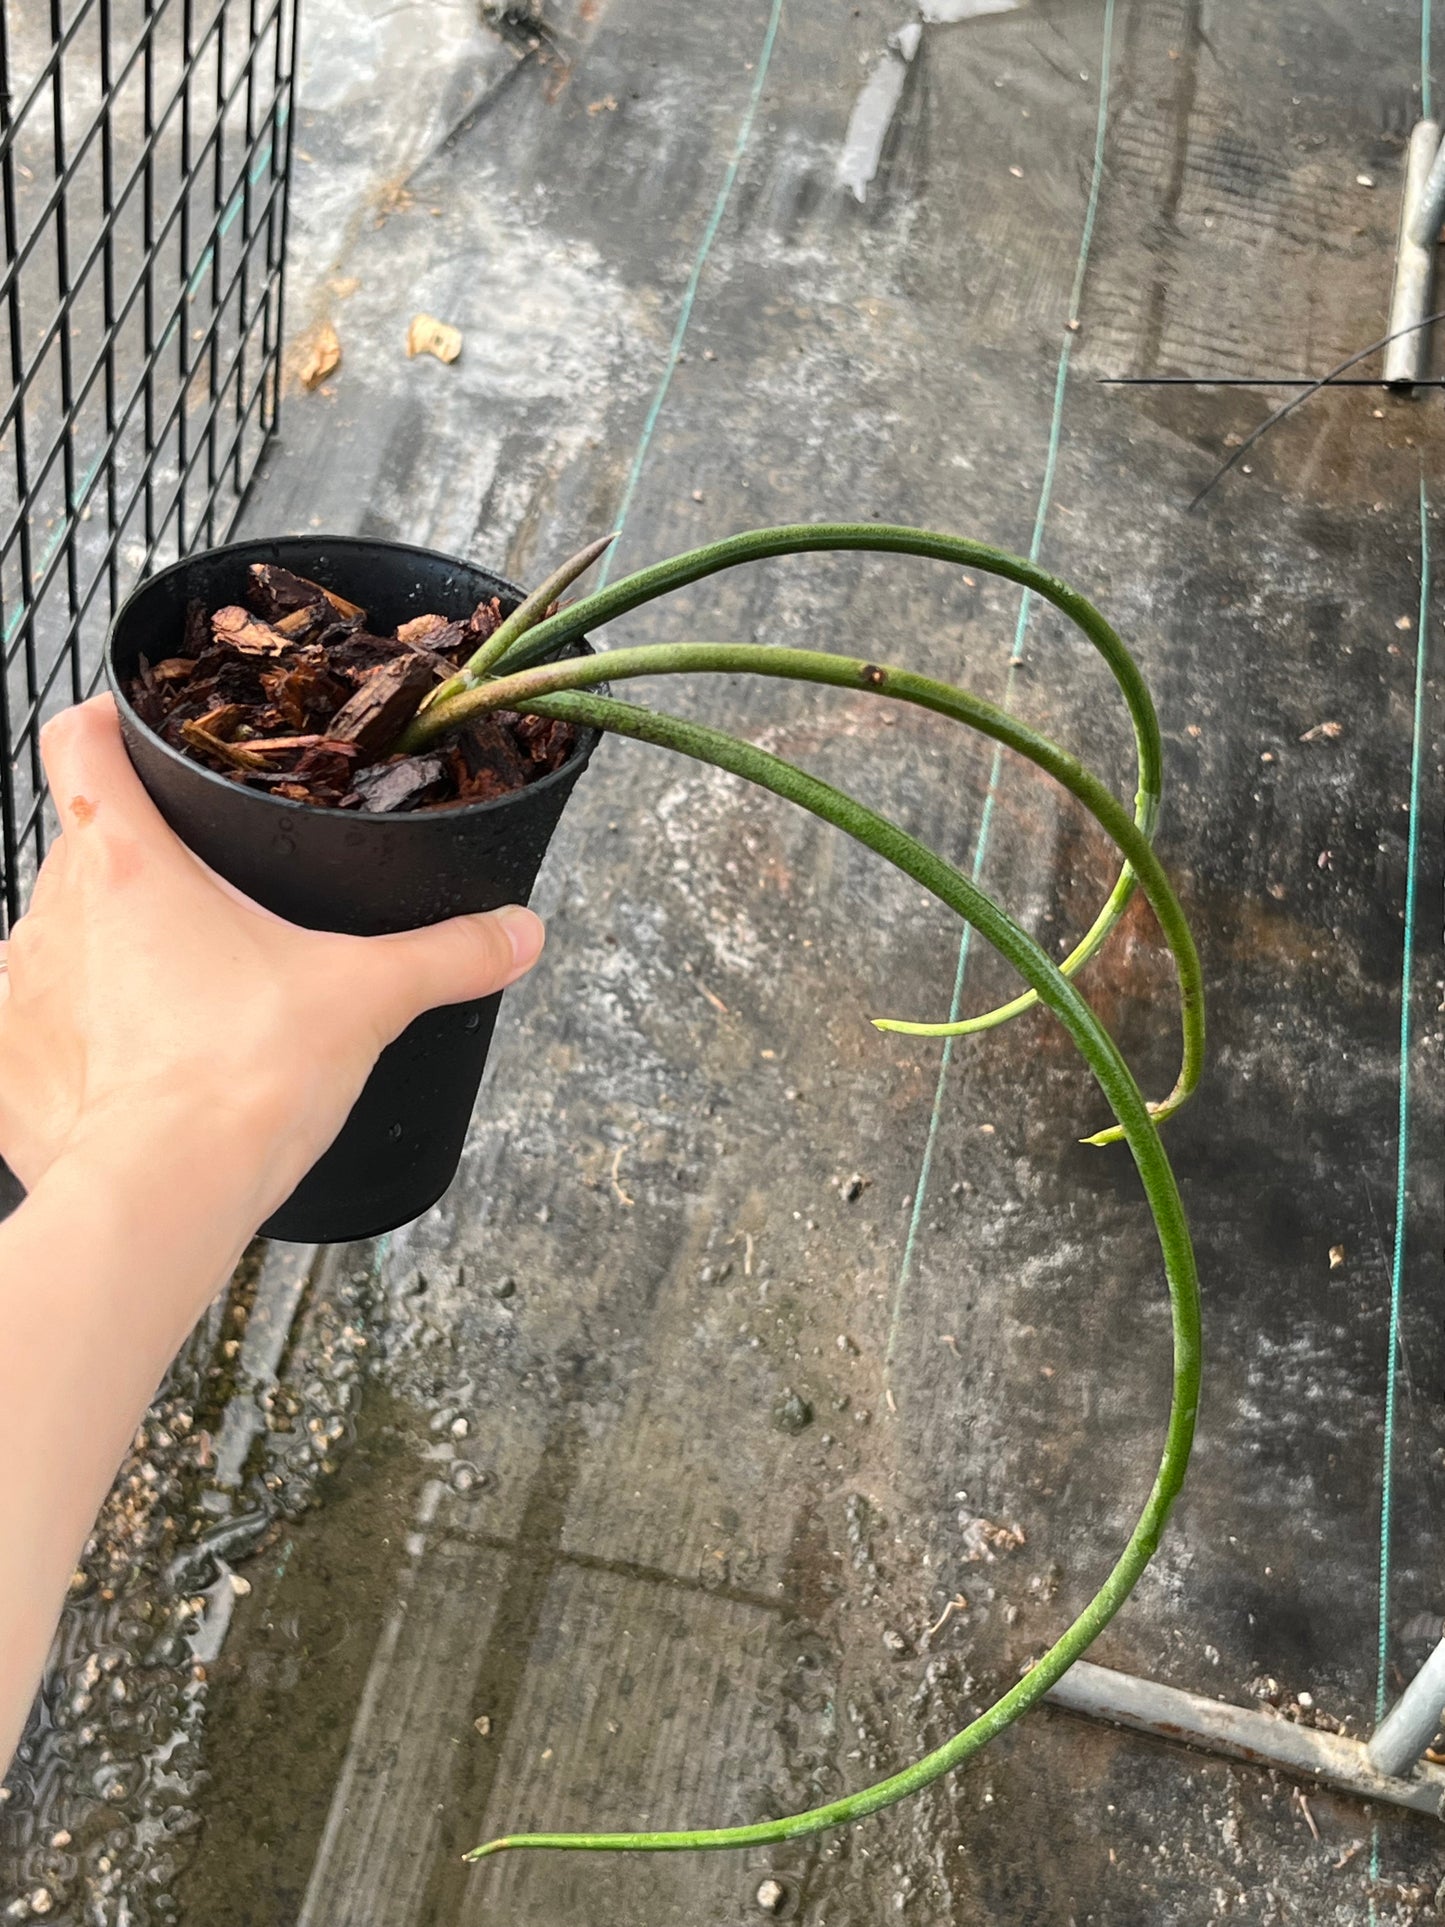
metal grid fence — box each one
[0,0,299,932]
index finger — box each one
[38,694,164,839]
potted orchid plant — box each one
[107,519,1203,1861]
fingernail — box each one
[495,904,545,974]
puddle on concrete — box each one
[171,1389,426,1927]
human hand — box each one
[0,695,544,1233]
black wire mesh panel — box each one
[0,0,299,932]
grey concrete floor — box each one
[3,1,1444,1923]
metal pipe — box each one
[1408,125,1445,248]
[1384,120,1442,389]
[1046,1661,1445,1818]
[1367,1637,1445,1778]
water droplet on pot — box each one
[388,1122,403,1141]
[463,1011,481,1032]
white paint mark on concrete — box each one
[838,28,920,204]
[921,0,1019,22]
[839,0,1019,205]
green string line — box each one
[885,0,1116,1378]
[592,0,783,593]
[1369,477,1431,1896]
[1365,15,1430,1908]
[1423,0,1434,119]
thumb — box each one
[359,904,545,1032]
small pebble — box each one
[450,1417,470,1440]
[1329,1244,1346,1271]
[756,1877,787,1915]
[491,1276,517,1300]
[228,1573,252,1597]
[1355,172,1374,187]
[474,1714,492,1737]
[883,1628,909,1657]
[774,1390,814,1435]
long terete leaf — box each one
[419,531,618,715]
[410,642,1202,1141]
[397,523,1161,1044]
[462,691,1201,1862]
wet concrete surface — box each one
[3,0,1444,1922]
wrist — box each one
[62,1083,290,1216]
[32,1102,271,1338]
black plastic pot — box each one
[106,534,602,1245]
